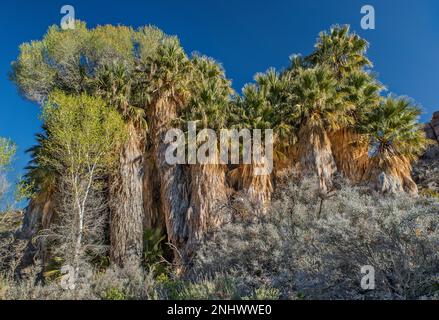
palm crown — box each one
[363,97,430,161]
[288,65,351,131]
[307,25,371,78]
[184,55,233,130]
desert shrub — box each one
[155,272,279,300]
[156,272,243,300]
[0,267,74,300]
[0,276,8,299]
[420,188,439,201]
[0,211,27,274]
[1,259,159,300]
[292,184,439,299]
[242,286,281,300]
[92,259,158,300]
[103,287,126,300]
[192,177,439,300]
[3,177,439,300]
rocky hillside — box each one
[425,111,439,142]
[413,111,439,197]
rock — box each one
[413,111,439,195]
[422,144,439,160]
[425,111,439,142]
[378,172,403,194]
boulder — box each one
[425,111,439,142]
[413,111,439,195]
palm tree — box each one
[305,25,379,184]
[229,69,292,214]
[145,37,192,255]
[87,26,155,267]
[256,68,298,173]
[361,97,430,194]
[328,71,382,182]
[287,65,352,192]
[93,62,146,266]
[306,25,371,79]
[21,131,57,235]
[181,55,232,255]
[18,128,57,272]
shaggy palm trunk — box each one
[109,122,145,267]
[329,128,370,183]
[273,146,299,179]
[231,142,273,217]
[143,153,163,231]
[240,163,273,216]
[18,196,54,271]
[363,154,418,195]
[20,196,54,239]
[186,159,229,256]
[149,97,190,256]
[298,124,337,193]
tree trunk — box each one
[20,196,53,239]
[298,124,337,193]
[230,143,273,217]
[363,154,418,195]
[17,196,54,272]
[109,122,145,267]
[185,161,229,256]
[239,163,273,216]
[143,153,163,231]
[328,128,370,183]
[149,97,190,256]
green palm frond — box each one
[181,54,233,132]
[362,96,430,161]
[289,65,353,131]
[307,25,371,77]
[22,127,57,201]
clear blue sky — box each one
[1,0,438,206]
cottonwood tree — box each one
[39,92,126,282]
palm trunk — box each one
[20,196,53,239]
[239,163,273,216]
[18,195,54,273]
[109,122,145,267]
[363,154,418,195]
[231,142,273,217]
[298,124,337,193]
[149,97,190,255]
[186,159,229,256]
[143,153,163,231]
[328,128,369,183]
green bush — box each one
[103,287,126,300]
[243,286,280,300]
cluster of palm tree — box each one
[11,22,429,269]
[229,25,428,198]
